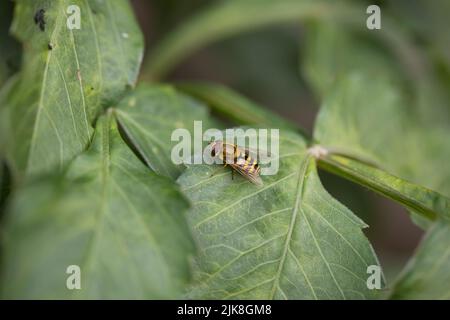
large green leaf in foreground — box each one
[178,131,382,299]
[3,0,143,176]
[0,114,193,299]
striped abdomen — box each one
[235,150,260,174]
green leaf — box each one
[0,113,194,299]
[4,0,143,176]
[176,82,302,133]
[302,21,412,98]
[390,222,450,299]
[311,71,409,174]
[304,19,450,300]
[307,24,450,199]
[114,83,215,179]
[178,130,383,299]
[311,70,450,221]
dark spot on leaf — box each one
[48,43,53,50]
[34,9,46,31]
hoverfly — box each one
[208,140,265,186]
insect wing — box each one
[230,163,263,186]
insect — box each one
[34,8,46,31]
[209,140,264,186]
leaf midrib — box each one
[71,116,111,298]
[269,153,311,299]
